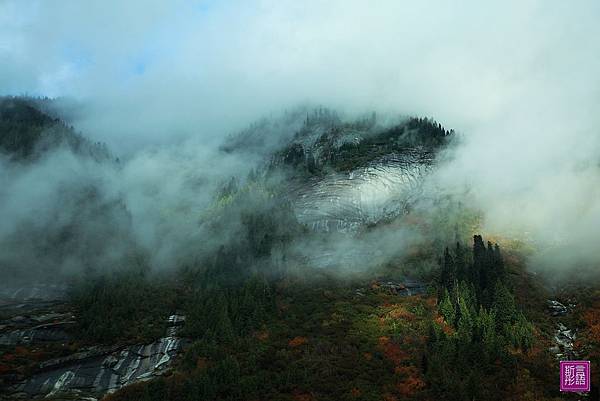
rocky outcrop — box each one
[289,152,433,233]
[355,278,427,298]
[546,298,578,360]
[11,334,182,398]
[0,284,187,400]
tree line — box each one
[424,235,534,400]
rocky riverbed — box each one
[546,298,579,361]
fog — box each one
[1,0,600,279]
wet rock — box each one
[5,336,182,399]
[39,345,123,370]
[0,309,75,346]
[165,314,186,337]
[3,315,187,399]
[32,312,73,323]
[551,322,578,360]
[547,299,569,317]
[289,151,433,235]
[0,322,72,346]
[167,314,185,326]
[368,278,427,297]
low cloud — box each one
[1,1,599,277]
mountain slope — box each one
[0,96,110,161]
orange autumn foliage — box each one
[378,336,390,345]
[394,365,425,396]
[378,336,409,365]
[396,375,426,396]
[583,306,600,343]
[386,304,415,321]
[434,315,454,335]
[424,296,437,308]
[288,336,308,347]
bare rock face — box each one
[547,299,569,317]
[0,284,74,348]
[0,283,187,400]
[11,335,182,398]
[289,152,433,233]
[551,322,577,360]
[0,322,72,346]
[357,278,427,298]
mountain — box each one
[206,108,459,272]
[0,96,110,161]
[0,97,132,283]
[0,104,589,401]
[224,108,454,235]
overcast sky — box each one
[2,0,600,271]
[1,1,598,146]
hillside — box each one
[0,104,598,401]
[0,97,110,161]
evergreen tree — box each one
[439,289,456,325]
[507,313,534,352]
[492,282,516,331]
[438,247,455,303]
[457,297,474,343]
[471,235,485,301]
[477,306,497,355]
[214,293,235,344]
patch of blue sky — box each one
[60,42,93,72]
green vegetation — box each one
[0,96,110,160]
[425,236,536,400]
[68,265,176,343]
[104,273,435,401]
[276,111,453,176]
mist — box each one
[1,0,600,279]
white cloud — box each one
[1,0,600,273]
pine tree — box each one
[471,235,485,301]
[439,289,456,325]
[508,313,534,352]
[456,296,474,342]
[477,306,497,354]
[492,282,516,331]
[214,293,235,343]
[443,247,455,290]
